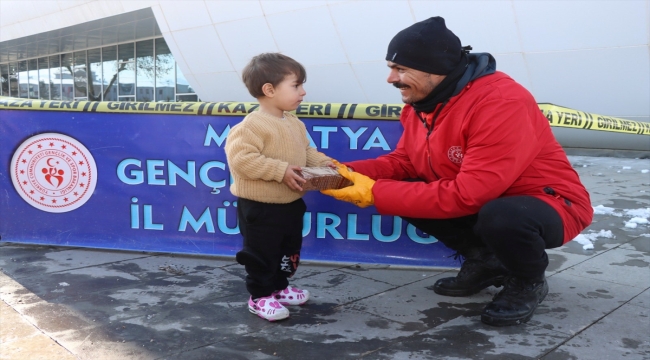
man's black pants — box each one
[403,196,564,279]
[236,197,306,299]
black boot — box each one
[481,275,549,326]
[433,247,509,297]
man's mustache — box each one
[392,82,409,89]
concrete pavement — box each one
[1,155,649,360]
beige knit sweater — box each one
[225,111,331,204]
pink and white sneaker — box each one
[273,285,310,306]
[248,295,290,321]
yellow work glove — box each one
[321,165,375,208]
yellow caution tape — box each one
[1,97,648,136]
[538,104,650,136]
[0,98,403,120]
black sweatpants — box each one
[403,196,564,279]
[236,197,306,299]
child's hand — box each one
[326,159,340,169]
[283,165,306,191]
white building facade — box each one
[1,0,648,121]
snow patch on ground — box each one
[574,205,649,249]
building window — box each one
[88,48,102,101]
[0,37,196,102]
[28,59,39,99]
[48,55,62,100]
[155,38,175,102]
[37,57,50,100]
[0,63,9,96]
[61,53,74,100]
[136,39,154,102]
[18,60,28,98]
[73,51,88,99]
[102,46,118,101]
[117,43,135,100]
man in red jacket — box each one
[322,17,593,326]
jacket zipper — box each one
[417,101,448,180]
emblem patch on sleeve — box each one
[447,146,464,164]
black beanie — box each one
[386,17,463,75]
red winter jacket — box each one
[347,71,593,244]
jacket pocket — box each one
[543,187,572,207]
[543,186,584,224]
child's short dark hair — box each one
[242,53,306,98]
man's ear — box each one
[261,83,275,97]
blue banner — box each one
[0,108,456,267]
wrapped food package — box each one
[296,167,353,191]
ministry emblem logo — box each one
[11,133,98,213]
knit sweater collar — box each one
[256,110,288,120]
